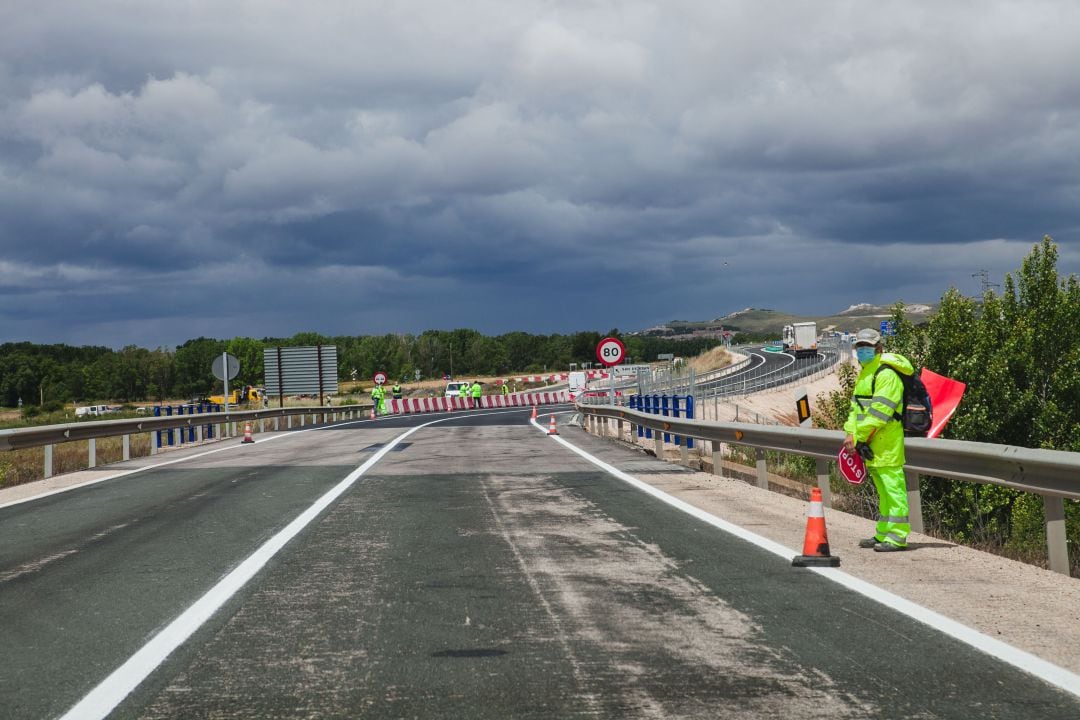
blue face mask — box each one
[855,346,877,364]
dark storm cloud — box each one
[2,0,1080,347]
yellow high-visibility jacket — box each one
[844,352,911,467]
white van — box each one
[75,404,111,417]
[444,381,469,398]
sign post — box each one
[211,352,240,413]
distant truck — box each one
[567,371,588,399]
[207,385,265,406]
[784,322,818,358]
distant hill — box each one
[631,303,936,338]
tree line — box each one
[0,330,723,408]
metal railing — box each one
[577,404,1079,576]
[634,340,846,399]
[0,405,366,478]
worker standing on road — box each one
[391,382,402,400]
[470,380,482,409]
[501,380,509,396]
[843,327,911,552]
[372,384,387,416]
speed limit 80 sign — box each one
[596,337,626,367]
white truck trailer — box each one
[791,321,818,358]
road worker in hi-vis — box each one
[391,382,402,400]
[470,380,482,408]
[371,384,385,415]
[501,380,509,395]
[843,327,911,552]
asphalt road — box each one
[1,407,1077,719]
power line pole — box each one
[972,269,1000,295]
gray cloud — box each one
[2,1,1079,347]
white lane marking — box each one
[533,419,1080,701]
[58,406,541,720]
[58,417,435,720]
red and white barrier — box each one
[506,370,610,384]
[384,391,569,416]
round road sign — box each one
[211,353,240,381]
[373,371,388,386]
[596,337,626,367]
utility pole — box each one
[972,269,1000,295]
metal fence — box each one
[631,340,847,400]
[577,404,1079,576]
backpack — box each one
[873,361,933,437]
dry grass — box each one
[685,346,733,374]
[0,423,252,489]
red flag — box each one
[920,368,967,439]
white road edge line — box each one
[533,417,1080,700]
[57,415,443,720]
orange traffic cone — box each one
[530,405,537,421]
[370,406,376,420]
[548,415,558,435]
[241,421,255,444]
[792,487,840,567]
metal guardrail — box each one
[578,404,1079,576]
[0,405,365,477]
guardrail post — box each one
[755,448,768,489]
[643,396,652,439]
[88,438,96,468]
[616,417,623,440]
[661,395,670,443]
[150,431,157,455]
[653,418,664,458]
[166,406,174,446]
[685,396,695,450]
[904,469,925,534]
[122,434,130,461]
[287,415,292,430]
[711,440,723,478]
[816,458,832,508]
[1044,495,1070,575]
[275,416,280,431]
[673,396,689,465]
[44,444,53,478]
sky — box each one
[2,1,1079,349]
